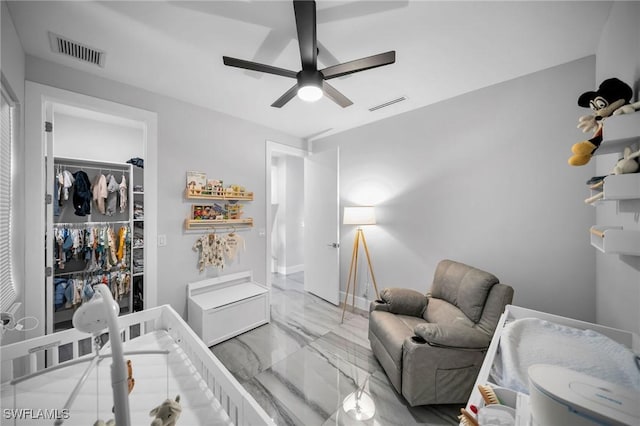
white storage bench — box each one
[187,271,270,346]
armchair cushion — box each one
[379,288,427,317]
[430,260,499,323]
[413,323,491,350]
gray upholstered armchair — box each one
[368,259,514,406]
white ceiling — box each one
[7,1,613,140]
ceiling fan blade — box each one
[321,51,396,80]
[322,81,353,108]
[293,0,317,70]
[271,84,299,108]
[223,56,297,79]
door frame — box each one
[265,141,307,287]
[24,82,158,338]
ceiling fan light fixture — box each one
[297,85,323,102]
[297,69,324,102]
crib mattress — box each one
[1,330,232,426]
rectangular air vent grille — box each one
[49,32,105,67]
[368,96,407,112]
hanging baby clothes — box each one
[105,174,119,216]
[119,174,128,213]
[62,170,75,200]
[72,170,92,216]
[54,174,61,216]
[117,226,127,262]
[193,234,213,272]
[92,173,108,214]
[224,232,246,262]
[193,233,227,272]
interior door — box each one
[304,148,339,305]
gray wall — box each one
[1,1,26,345]
[24,55,305,319]
[315,56,598,322]
[593,1,640,334]
[285,156,304,270]
[272,154,304,274]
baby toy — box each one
[612,146,640,175]
[568,78,640,166]
[150,395,182,426]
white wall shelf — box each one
[586,111,640,257]
[596,112,640,155]
[590,226,640,256]
[586,173,640,205]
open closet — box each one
[44,105,146,333]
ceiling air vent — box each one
[48,32,106,67]
[368,96,407,112]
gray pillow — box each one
[379,288,427,317]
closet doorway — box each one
[24,82,158,338]
[266,142,306,285]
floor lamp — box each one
[341,206,380,323]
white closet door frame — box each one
[25,82,158,339]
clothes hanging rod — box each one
[52,268,127,278]
[54,220,130,227]
[56,164,129,173]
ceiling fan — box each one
[222,0,396,108]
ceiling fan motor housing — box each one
[297,69,323,89]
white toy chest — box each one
[187,271,270,346]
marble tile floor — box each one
[210,272,460,426]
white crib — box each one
[1,305,275,426]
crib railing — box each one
[1,305,274,426]
[157,306,275,426]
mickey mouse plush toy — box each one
[568,77,640,166]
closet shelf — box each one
[590,226,640,256]
[185,189,254,201]
[596,112,640,155]
[184,218,253,230]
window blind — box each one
[0,85,16,313]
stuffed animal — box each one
[150,394,182,426]
[568,78,640,166]
[612,146,640,175]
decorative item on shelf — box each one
[569,78,640,166]
[341,206,380,323]
[202,179,224,196]
[226,203,243,219]
[186,171,207,195]
[612,146,640,175]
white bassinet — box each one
[1,304,274,426]
[464,305,640,425]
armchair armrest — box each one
[373,288,427,317]
[414,323,490,350]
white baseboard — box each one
[277,264,304,275]
[339,291,374,312]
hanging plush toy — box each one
[568,78,640,166]
[150,395,182,426]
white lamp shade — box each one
[343,206,376,225]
